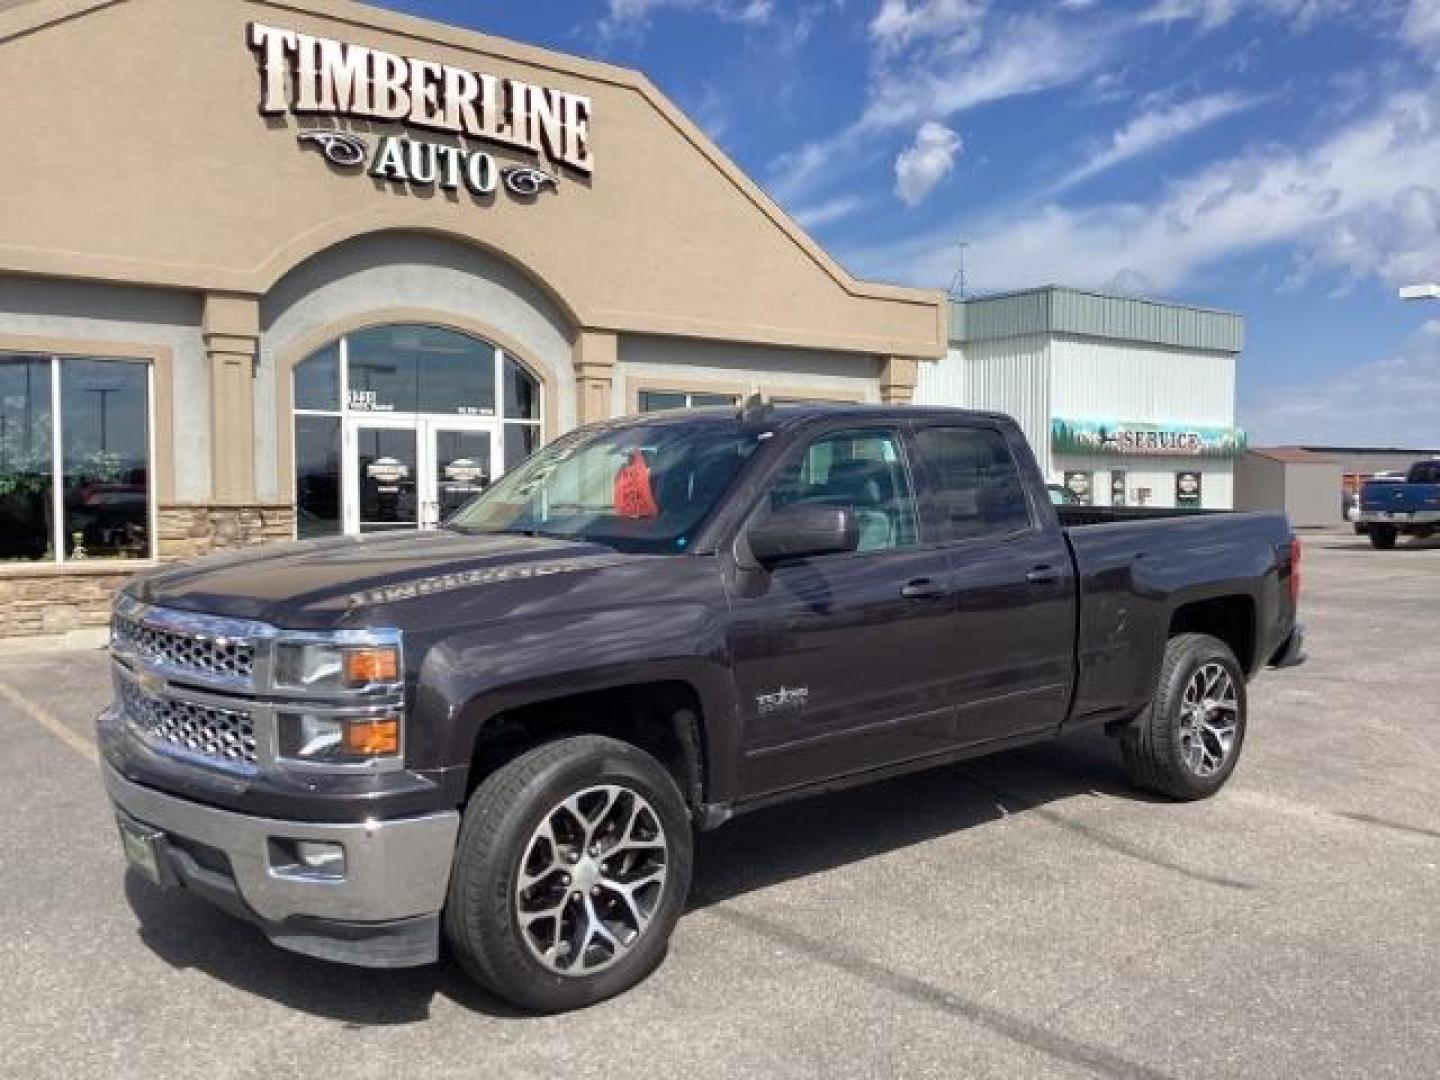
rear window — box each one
[914,426,1033,542]
[1407,461,1440,483]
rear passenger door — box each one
[910,423,1077,746]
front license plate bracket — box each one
[116,816,172,887]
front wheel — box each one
[1120,633,1248,800]
[1369,525,1398,549]
[444,735,693,1012]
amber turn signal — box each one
[342,647,399,684]
[342,717,400,756]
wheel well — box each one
[1169,596,1256,671]
[467,682,707,818]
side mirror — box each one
[745,504,859,567]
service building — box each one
[918,287,1246,510]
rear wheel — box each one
[1121,633,1247,800]
[444,735,693,1012]
[1369,525,1398,549]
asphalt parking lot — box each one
[1,529,1437,1080]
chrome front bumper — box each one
[102,755,459,928]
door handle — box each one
[901,578,945,599]
[1026,565,1062,585]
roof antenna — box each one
[947,239,970,300]
[739,390,773,425]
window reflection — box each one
[504,424,540,471]
[0,356,54,562]
[295,415,341,538]
[61,359,150,559]
[504,354,539,419]
[294,342,339,411]
[357,427,418,531]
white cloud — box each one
[1139,0,1243,28]
[859,13,1109,131]
[1054,90,1265,191]
[894,121,964,205]
[599,0,773,41]
[768,11,1109,203]
[792,194,871,229]
[844,87,1440,296]
[1241,320,1440,446]
[868,0,986,57]
[1402,0,1440,57]
[1139,0,1363,31]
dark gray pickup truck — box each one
[100,404,1304,1011]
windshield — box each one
[448,418,763,553]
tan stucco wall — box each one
[0,0,944,361]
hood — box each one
[128,529,631,627]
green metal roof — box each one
[949,286,1243,353]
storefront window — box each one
[294,415,341,539]
[294,341,339,411]
[504,355,539,420]
[505,423,540,470]
[0,356,54,562]
[0,353,151,564]
[347,327,420,414]
[639,390,738,413]
[292,326,543,538]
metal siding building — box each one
[1234,448,1342,527]
[917,287,1243,509]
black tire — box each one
[1369,525,1398,549]
[443,735,693,1013]
[1120,633,1248,800]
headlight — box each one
[273,642,400,692]
[278,711,402,768]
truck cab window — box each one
[915,426,1033,542]
[763,429,918,552]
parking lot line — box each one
[0,678,98,765]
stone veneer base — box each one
[0,504,297,643]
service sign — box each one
[248,23,593,202]
[1051,419,1247,459]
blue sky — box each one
[378,0,1440,448]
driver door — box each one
[726,425,960,797]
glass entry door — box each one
[348,420,420,534]
[429,423,496,527]
[344,417,497,534]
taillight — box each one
[1288,537,1302,605]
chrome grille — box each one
[118,674,258,768]
[111,612,256,682]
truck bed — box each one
[1056,506,1296,724]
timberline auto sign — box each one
[247,22,593,201]
[1051,419,1248,459]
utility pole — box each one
[948,240,970,301]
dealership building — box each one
[0,0,946,642]
[0,0,1245,646]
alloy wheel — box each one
[514,784,668,976]
[1178,662,1239,777]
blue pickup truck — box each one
[1358,459,1440,548]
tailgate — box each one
[1361,483,1440,514]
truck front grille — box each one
[111,612,257,683]
[118,675,258,768]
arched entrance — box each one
[291,323,541,537]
